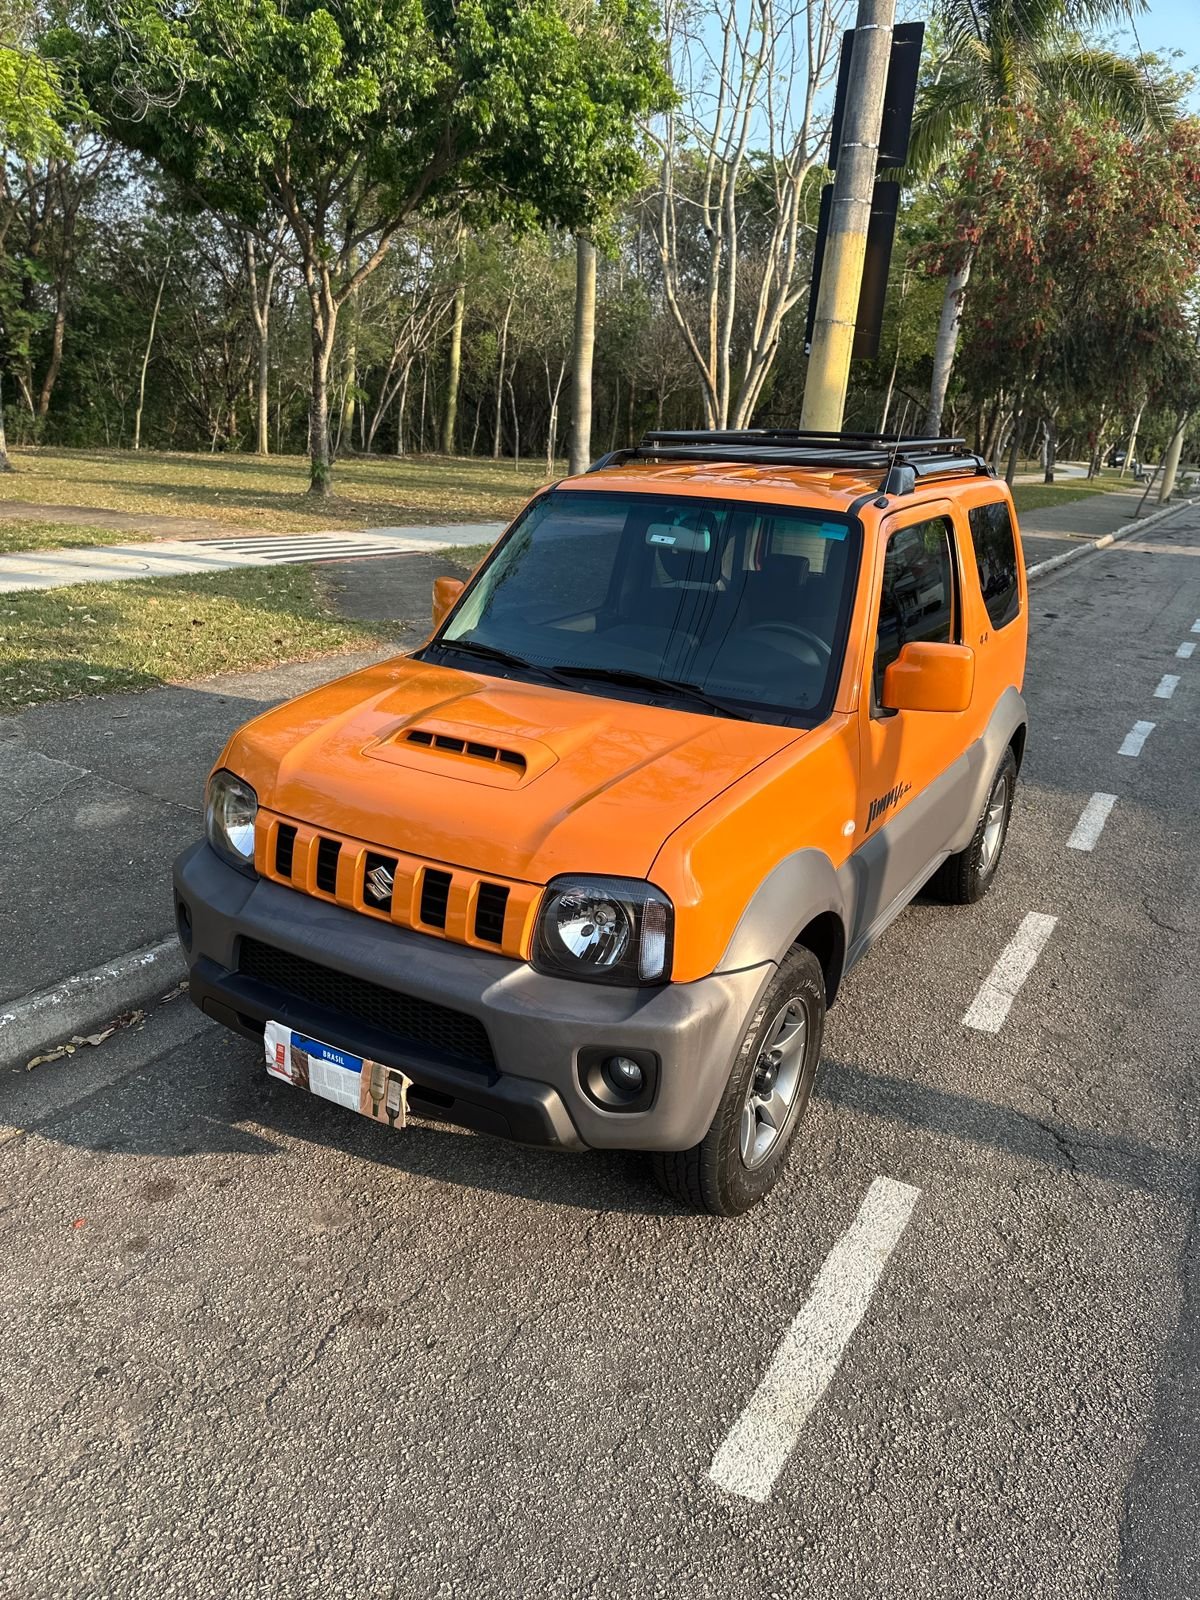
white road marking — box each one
[1192,619,1200,634]
[1067,792,1117,852]
[1154,674,1181,699]
[962,912,1058,1033]
[1119,720,1155,757]
[1178,642,1196,660]
[708,1177,921,1503]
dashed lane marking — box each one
[962,912,1058,1033]
[1067,792,1117,852]
[1154,674,1181,700]
[1119,720,1155,757]
[1192,619,1200,634]
[1178,642,1196,660]
[708,1177,921,1504]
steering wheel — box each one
[738,621,832,665]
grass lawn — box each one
[0,518,141,555]
[1010,477,1129,514]
[0,446,557,536]
[0,565,392,712]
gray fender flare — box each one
[717,847,849,992]
[946,685,1029,854]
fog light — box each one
[603,1055,644,1096]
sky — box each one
[1115,0,1200,106]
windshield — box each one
[431,490,860,723]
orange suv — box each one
[173,431,1028,1214]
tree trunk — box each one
[983,397,1004,464]
[492,297,512,460]
[37,294,67,421]
[508,376,520,467]
[339,334,357,456]
[568,235,596,476]
[1087,405,1109,479]
[256,331,270,456]
[1122,401,1145,479]
[924,249,974,437]
[308,314,335,495]
[879,345,901,435]
[1158,414,1188,502]
[1005,401,1026,487]
[1042,413,1057,484]
[0,372,13,472]
[441,266,465,454]
[546,356,566,476]
[134,255,170,452]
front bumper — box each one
[173,843,773,1153]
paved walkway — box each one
[0,522,505,594]
[1015,486,1157,564]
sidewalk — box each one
[0,521,505,594]
[1,493,1192,1052]
[1016,485,1157,563]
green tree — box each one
[945,113,1200,479]
[908,0,1172,436]
[66,0,670,494]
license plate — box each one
[264,1020,411,1130]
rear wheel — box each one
[930,747,1017,905]
[652,945,825,1216]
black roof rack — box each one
[587,429,992,495]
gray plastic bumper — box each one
[172,842,774,1153]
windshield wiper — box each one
[434,638,537,672]
[434,640,751,719]
[548,664,750,720]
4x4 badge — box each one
[365,863,395,902]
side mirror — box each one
[882,641,975,713]
[432,576,465,630]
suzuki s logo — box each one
[365,863,395,903]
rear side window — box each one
[967,501,1020,630]
[873,516,956,702]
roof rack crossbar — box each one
[585,429,992,491]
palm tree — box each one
[909,0,1171,438]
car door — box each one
[848,503,977,945]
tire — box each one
[929,746,1017,905]
[652,945,825,1216]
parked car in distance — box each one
[174,430,1029,1214]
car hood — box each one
[223,656,801,883]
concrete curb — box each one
[1026,494,1197,584]
[0,937,185,1071]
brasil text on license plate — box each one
[264,1020,411,1129]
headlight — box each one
[533,876,673,986]
[205,769,258,873]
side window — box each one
[873,516,956,703]
[967,500,1020,630]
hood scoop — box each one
[404,727,527,777]
[364,715,558,788]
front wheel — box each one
[930,746,1018,905]
[652,945,825,1216]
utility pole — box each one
[568,236,597,476]
[800,0,895,432]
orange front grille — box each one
[253,809,541,960]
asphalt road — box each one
[2,509,1199,1599]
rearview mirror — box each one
[432,576,465,629]
[881,642,974,713]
